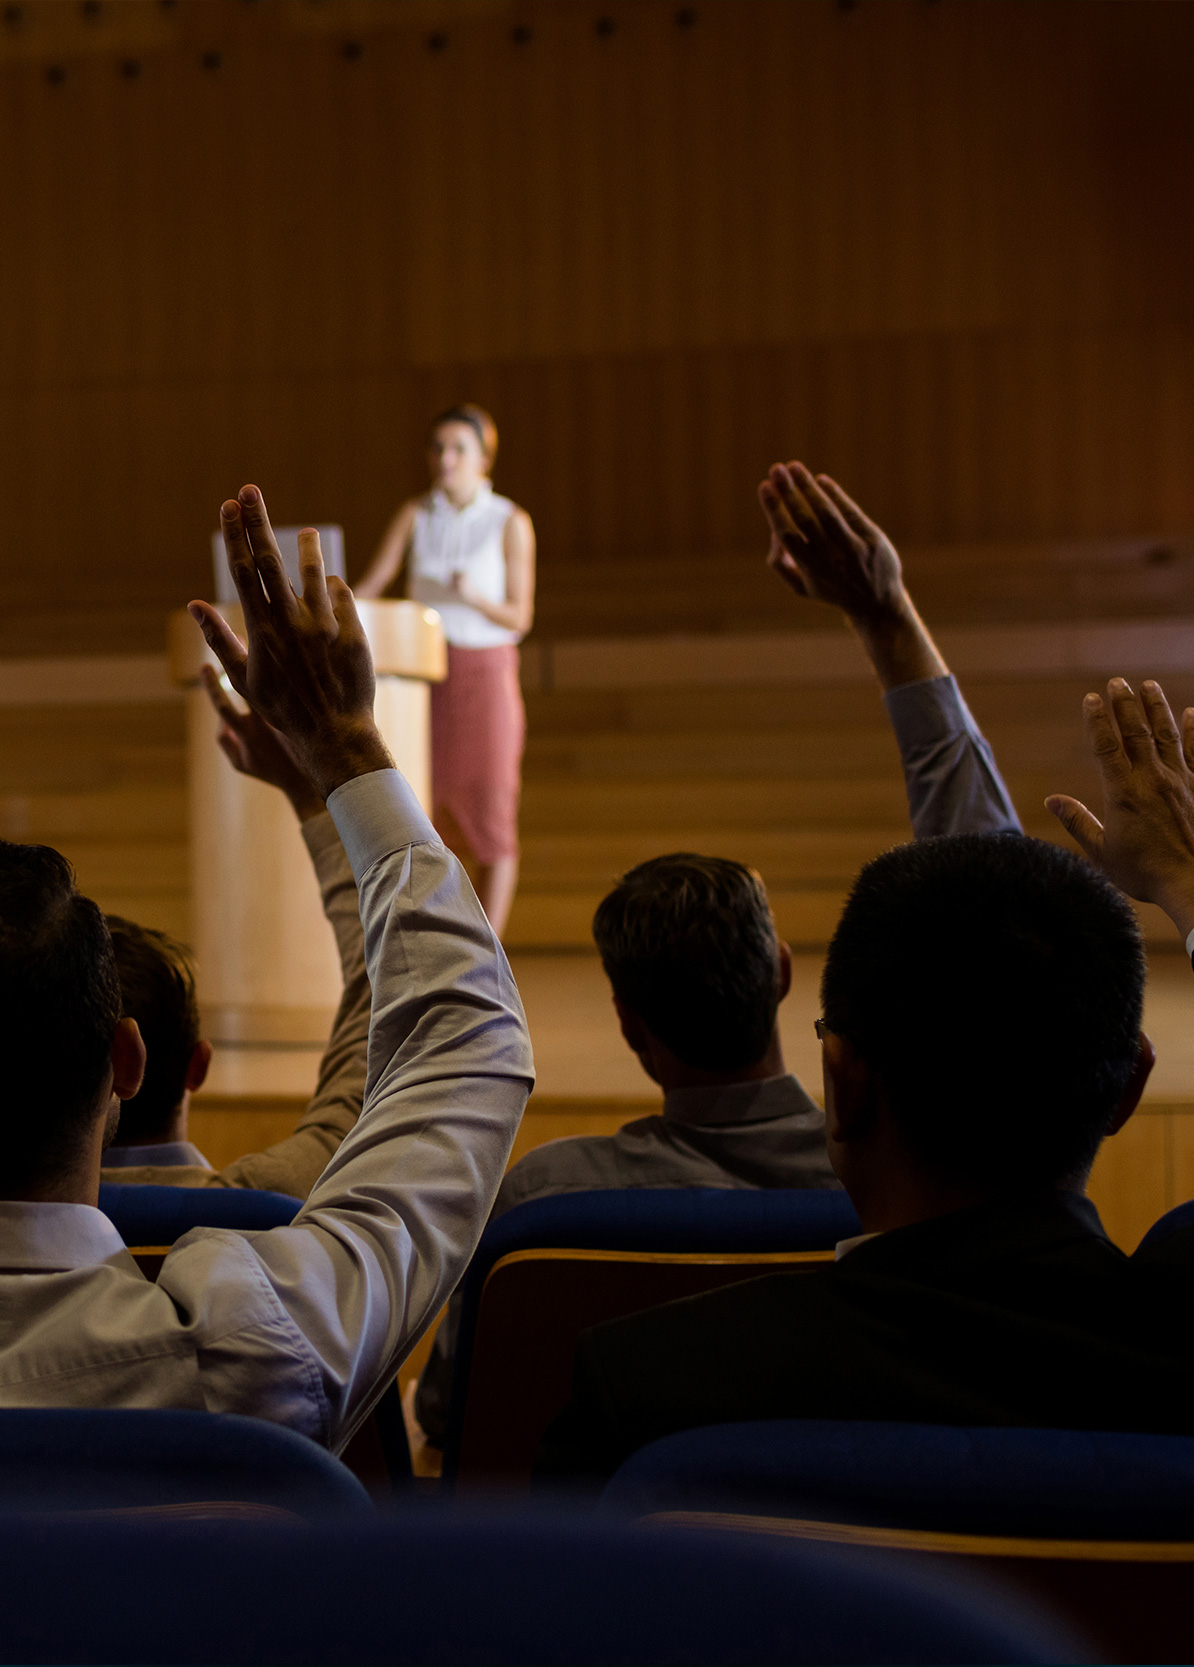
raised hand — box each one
[757,461,947,691]
[201,665,325,822]
[1047,679,1194,942]
[758,462,906,625]
[189,485,392,799]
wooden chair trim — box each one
[641,1510,1194,1563]
[29,1501,302,1524]
[481,1247,834,1294]
[129,1246,173,1282]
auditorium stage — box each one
[7,609,1194,1254]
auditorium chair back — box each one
[0,1408,370,1519]
[0,1508,1085,1664]
[98,1182,302,1261]
[601,1418,1194,1663]
[443,1187,860,1487]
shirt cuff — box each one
[883,674,969,751]
[326,769,439,883]
[299,808,343,865]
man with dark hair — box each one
[0,485,532,1447]
[0,843,142,1197]
[101,666,372,1196]
[821,831,1147,1192]
[411,459,1023,1448]
[534,465,1194,1486]
[594,853,785,1076]
[102,918,208,1162]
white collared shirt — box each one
[0,771,534,1453]
[407,482,520,648]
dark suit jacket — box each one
[535,1194,1194,1486]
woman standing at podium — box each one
[356,405,536,937]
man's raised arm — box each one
[758,461,1021,839]
[177,486,533,1451]
[197,664,372,1198]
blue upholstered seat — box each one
[98,1181,301,1243]
[443,1187,861,1477]
[601,1418,1194,1540]
[447,1186,860,1392]
[463,1187,861,1271]
[0,1510,1084,1664]
[0,1408,370,1516]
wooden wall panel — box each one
[0,0,1191,649]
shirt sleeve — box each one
[883,674,1022,839]
[160,769,534,1452]
[215,812,370,1199]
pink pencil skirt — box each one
[431,644,525,864]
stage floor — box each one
[190,945,1194,1257]
[204,947,1194,1106]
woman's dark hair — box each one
[0,840,122,1185]
[106,917,200,1144]
[593,853,782,1072]
[821,832,1146,1191]
[427,404,498,468]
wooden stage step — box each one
[4,662,1194,954]
[531,540,1194,640]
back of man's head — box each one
[0,841,121,1186]
[821,832,1145,1192]
[105,918,200,1145]
[593,854,781,1072]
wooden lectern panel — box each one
[169,601,445,1044]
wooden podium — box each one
[168,600,446,1047]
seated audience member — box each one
[0,485,532,1449]
[103,668,368,1197]
[411,460,1023,1447]
[533,470,1194,1487]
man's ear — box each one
[821,1030,877,1144]
[110,1017,147,1103]
[777,940,792,1003]
[611,994,663,1085]
[612,993,648,1052]
[186,1038,213,1094]
[1106,1031,1155,1136]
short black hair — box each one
[0,841,122,1186]
[593,854,782,1072]
[106,917,200,1145]
[821,833,1145,1191]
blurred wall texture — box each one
[0,0,1192,653]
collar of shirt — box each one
[102,1141,212,1170]
[0,1199,133,1273]
[832,1192,1108,1268]
[431,481,493,517]
[661,1074,813,1130]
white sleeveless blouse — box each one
[407,482,520,648]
